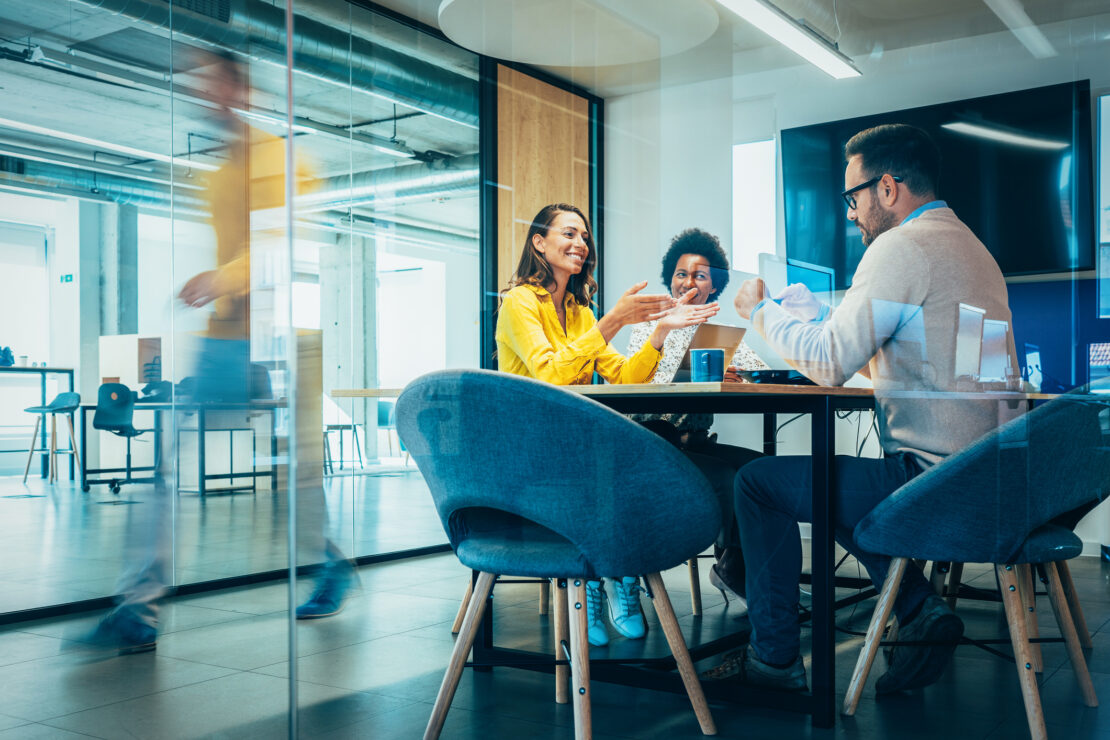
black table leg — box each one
[39,371,47,478]
[198,407,207,497]
[270,410,278,492]
[763,412,777,456]
[810,396,836,728]
[80,405,88,492]
[67,371,75,480]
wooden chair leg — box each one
[1057,561,1093,649]
[452,576,474,634]
[946,562,964,609]
[644,572,717,735]
[688,559,703,616]
[66,413,82,473]
[425,571,496,740]
[22,414,41,484]
[997,564,1048,740]
[555,578,570,704]
[1043,561,1098,707]
[568,579,594,740]
[844,557,907,716]
[539,578,551,615]
[1015,565,1043,673]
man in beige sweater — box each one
[705,124,1017,694]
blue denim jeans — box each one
[735,453,934,666]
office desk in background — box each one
[0,366,75,480]
[78,400,281,497]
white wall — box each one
[603,12,1110,550]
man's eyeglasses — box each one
[841,175,903,210]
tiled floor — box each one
[0,551,1107,738]
[0,469,445,613]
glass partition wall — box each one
[0,0,477,733]
[0,0,474,609]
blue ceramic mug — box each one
[690,348,725,382]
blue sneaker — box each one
[296,561,354,619]
[85,609,157,654]
[585,580,608,646]
[604,577,646,639]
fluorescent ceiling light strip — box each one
[234,108,318,135]
[232,109,414,159]
[0,117,220,172]
[715,0,860,79]
[982,0,1057,59]
[941,121,1068,151]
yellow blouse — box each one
[495,283,661,385]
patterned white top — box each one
[626,319,769,431]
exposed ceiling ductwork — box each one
[0,154,206,213]
[0,152,478,220]
[300,154,479,211]
[71,0,480,127]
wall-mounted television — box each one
[782,81,1094,290]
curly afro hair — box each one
[660,228,730,302]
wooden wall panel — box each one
[496,65,591,292]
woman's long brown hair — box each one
[504,203,598,308]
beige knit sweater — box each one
[753,206,1020,467]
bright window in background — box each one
[732,139,776,274]
[0,222,49,363]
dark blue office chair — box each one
[843,390,1110,739]
[397,369,720,739]
[92,383,156,495]
[22,391,81,484]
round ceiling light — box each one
[437,0,720,67]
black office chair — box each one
[92,383,156,495]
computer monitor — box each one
[1089,342,1110,384]
[1023,343,1042,389]
[954,303,985,380]
[978,319,1011,382]
[785,258,836,307]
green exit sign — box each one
[59,274,73,283]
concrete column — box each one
[98,202,138,335]
[77,200,103,464]
[319,231,378,460]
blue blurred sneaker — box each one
[585,580,609,646]
[296,560,355,619]
[85,609,157,654]
[604,576,646,640]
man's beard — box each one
[859,200,899,247]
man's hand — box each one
[775,282,825,322]
[733,278,767,320]
[179,270,223,308]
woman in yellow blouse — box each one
[496,202,718,647]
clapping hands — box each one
[657,288,720,331]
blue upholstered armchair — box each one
[843,389,1110,740]
[397,369,721,739]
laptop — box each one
[672,323,747,381]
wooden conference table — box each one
[335,381,879,728]
[333,381,1048,727]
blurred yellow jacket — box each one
[203,126,315,339]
